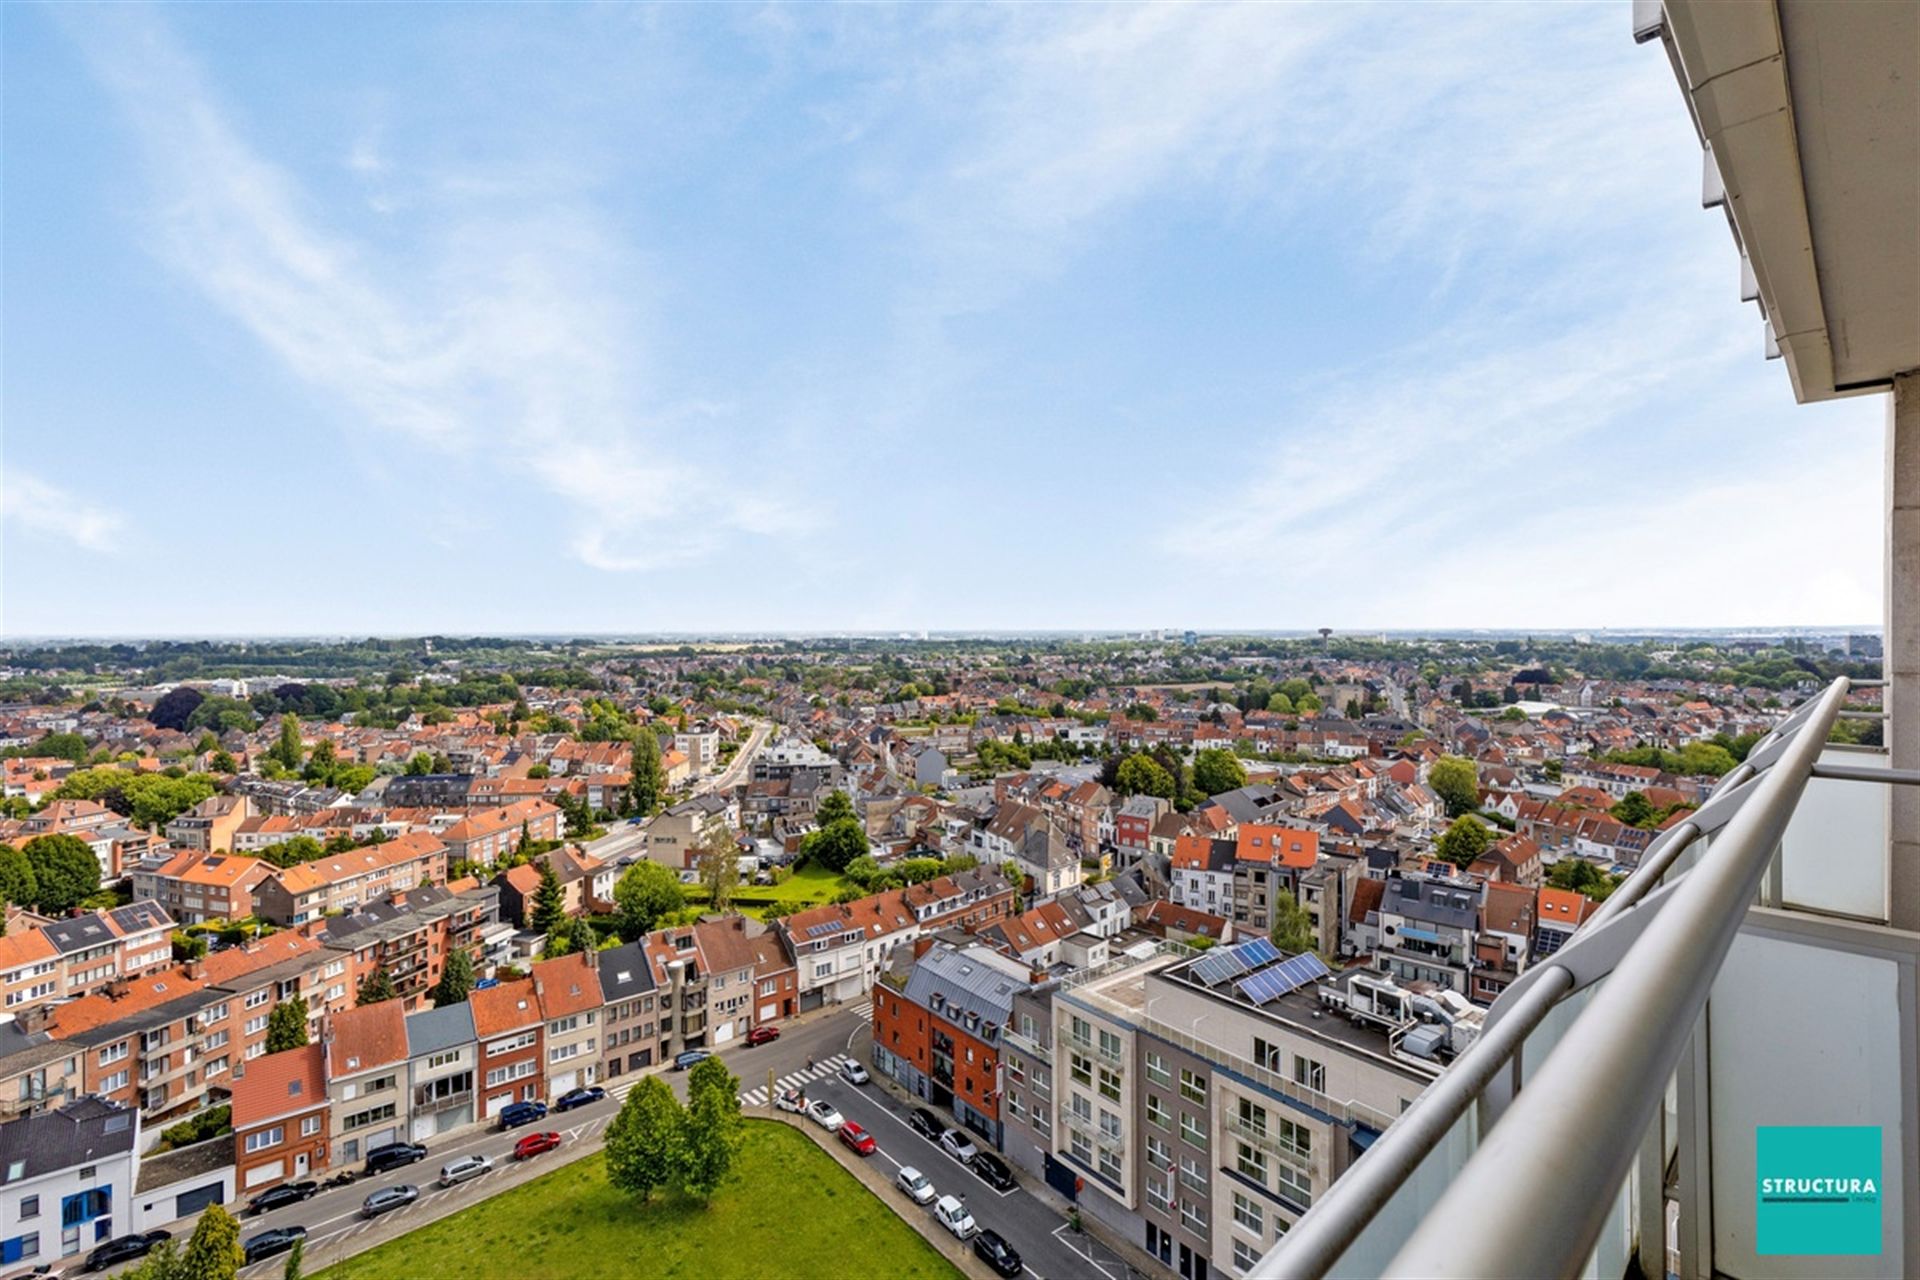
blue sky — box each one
[1,3,1886,637]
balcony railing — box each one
[1254,676,1896,1280]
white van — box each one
[439,1154,494,1187]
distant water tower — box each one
[1319,627,1333,644]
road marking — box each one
[1050,1226,1119,1280]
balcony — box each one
[1253,676,1916,1280]
[1226,1115,1312,1173]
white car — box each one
[939,1128,979,1162]
[774,1088,808,1114]
[806,1099,845,1132]
[933,1194,976,1240]
[896,1166,937,1205]
[840,1060,870,1085]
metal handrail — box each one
[1384,677,1849,1278]
[1251,680,1845,1280]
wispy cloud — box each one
[60,7,807,573]
[2,469,126,553]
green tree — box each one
[209,750,237,774]
[1114,753,1175,800]
[801,817,868,873]
[1610,791,1657,829]
[126,1241,183,1280]
[282,1237,304,1280]
[356,968,397,1006]
[613,861,686,941]
[36,732,89,764]
[1547,857,1620,901]
[1296,693,1323,716]
[680,1055,744,1203]
[1270,890,1316,954]
[266,995,309,1053]
[547,914,600,957]
[269,714,305,772]
[629,726,667,817]
[604,1075,684,1203]
[1266,692,1295,715]
[1435,814,1495,868]
[1191,748,1247,796]
[431,947,475,1007]
[404,752,434,775]
[532,860,568,935]
[22,833,101,913]
[1428,755,1481,817]
[694,824,739,915]
[813,790,855,828]
[0,847,36,910]
[179,1202,243,1280]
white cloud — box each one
[1,469,126,553]
[62,8,804,573]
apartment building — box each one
[783,869,1015,1011]
[597,941,660,1080]
[643,796,733,872]
[1372,870,1483,995]
[405,1003,476,1140]
[321,885,497,1012]
[638,916,761,1055]
[0,904,175,1023]
[163,795,251,854]
[1230,826,1319,936]
[870,940,1036,1147]
[470,978,544,1121]
[531,951,602,1097]
[438,798,562,868]
[251,832,448,926]
[324,1000,410,1165]
[1049,942,1434,1280]
[230,1045,328,1194]
[133,851,274,926]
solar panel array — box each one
[1190,946,1249,987]
[1233,937,1281,968]
[1232,953,1331,1006]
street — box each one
[208,1003,1128,1280]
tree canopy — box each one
[1191,748,1247,796]
[1435,814,1495,868]
[613,861,686,941]
[1428,755,1480,817]
[23,834,101,913]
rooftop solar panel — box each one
[1191,948,1249,986]
[1234,936,1281,968]
[1232,952,1332,1005]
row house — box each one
[133,851,274,925]
[1373,870,1484,995]
[598,942,662,1080]
[782,870,1015,1011]
[251,833,448,925]
[1115,795,1167,860]
[639,917,756,1057]
[438,798,563,868]
[0,1097,140,1265]
[470,979,545,1122]
[406,1002,477,1139]
[1231,825,1320,936]
[163,795,251,854]
[324,1000,410,1166]
[532,951,603,1097]
[231,1044,328,1194]
[0,905,174,1021]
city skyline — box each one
[2,3,1887,637]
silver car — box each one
[939,1128,979,1162]
[361,1184,419,1217]
[439,1154,493,1187]
[896,1165,937,1205]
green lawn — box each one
[684,863,853,920]
[315,1121,958,1280]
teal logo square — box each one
[1756,1126,1882,1256]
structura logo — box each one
[1756,1126,1882,1256]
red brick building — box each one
[470,978,544,1120]
[231,1044,329,1194]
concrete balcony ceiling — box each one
[1656,0,1919,401]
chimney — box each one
[184,959,204,982]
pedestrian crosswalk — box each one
[738,1053,855,1107]
[848,1004,874,1025]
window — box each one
[100,1070,128,1093]
[1146,1135,1172,1172]
[244,1015,268,1036]
[17,1196,36,1221]
[301,1116,322,1137]
[1179,1111,1206,1149]
[1068,1128,1093,1165]
[1293,1055,1325,1094]
[245,989,270,1009]
[1237,1097,1268,1137]
[1144,1051,1170,1086]
[344,1103,397,1131]
[1099,1109,1122,1142]
[1252,1037,1281,1072]
[427,1050,462,1070]
[1097,1067,1122,1102]
[1179,1200,1207,1233]
[1278,1117,1311,1161]
[1179,1068,1207,1104]
[1232,1237,1262,1274]
[1069,1053,1092,1088]
[487,1032,536,1057]
[244,1127,284,1153]
[1069,1093,1093,1124]
[1068,1015,1091,1047]
[1178,1155,1206,1193]
[97,1043,128,1067]
[1236,1142,1268,1183]
[1098,1147,1123,1184]
[1277,1162,1313,1208]
[1146,1095,1170,1130]
[1097,1028,1122,1059]
[1232,1191,1263,1235]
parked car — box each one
[497,1100,548,1129]
[837,1121,877,1156]
[245,1180,317,1215]
[554,1085,607,1112]
[84,1232,171,1273]
[896,1165,937,1205]
[364,1141,429,1174]
[908,1107,943,1140]
[806,1099,844,1132]
[972,1229,1023,1278]
[361,1184,420,1218]
[438,1154,494,1187]
[242,1226,308,1266]
[673,1049,713,1071]
[969,1151,1017,1192]
[774,1087,808,1114]
[939,1129,979,1162]
[839,1059,870,1085]
[932,1194,976,1240]
[514,1130,563,1160]
[745,1025,780,1046]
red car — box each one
[513,1131,562,1160]
[746,1025,781,1046]
[838,1121,877,1157]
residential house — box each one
[405,1003,477,1140]
[133,851,274,926]
[0,1097,138,1264]
[230,1045,327,1194]
[470,979,545,1121]
[871,940,1034,1148]
[163,796,251,854]
[597,942,660,1080]
[532,951,603,1097]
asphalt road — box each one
[110,1002,1129,1280]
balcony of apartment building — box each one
[1255,7,1919,1274]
